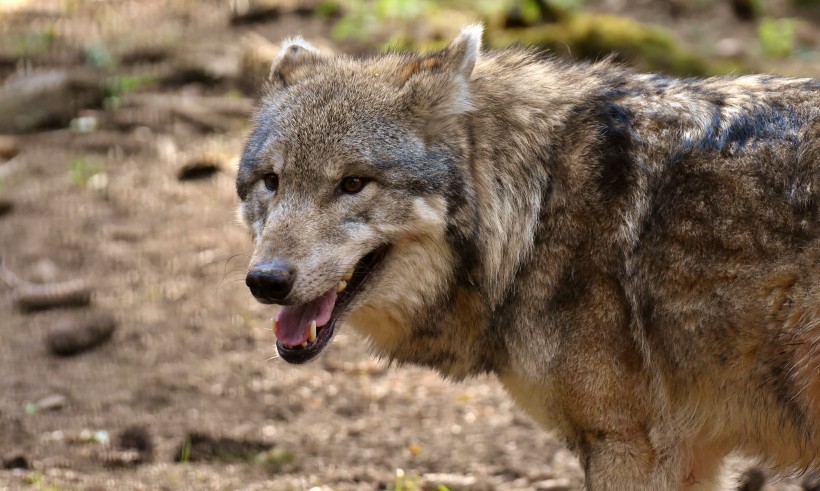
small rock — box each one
[100,449,142,469]
[0,135,19,159]
[46,310,117,356]
[533,478,573,491]
[34,394,66,411]
[14,278,92,313]
[29,259,60,283]
[715,38,744,59]
[421,473,494,491]
[70,115,99,132]
[77,429,109,445]
[0,69,105,133]
[2,454,28,469]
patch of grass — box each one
[255,448,297,474]
[488,12,746,76]
[84,44,113,68]
[315,0,343,17]
[175,432,288,469]
[328,0,742,77]
[68,157,105,187]
[104,74,157,110]
[758,17,796,58]
[13,26,57,58]
[394,468,420,491]
[25,472,68,491]
[179,440,191,463]
[107,74,157,96]
[332,0,438,41]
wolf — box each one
[236,24,820,490]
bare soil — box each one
[0,2,818,490]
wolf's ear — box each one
[269,37,323,89]
[442,23,482,79]
[398,24,483,134]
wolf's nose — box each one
[246,261,296,303]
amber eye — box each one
[263,173,279,193]
[340,177,367,194]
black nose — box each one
[245,261,296,303]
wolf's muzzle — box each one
[245,261,296,304]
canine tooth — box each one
[343,269,353,281]
[309,320,317,342]
[338,280,347,293]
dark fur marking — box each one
[549,266,588,311]
[593,100,637,204]
[671,105,804,164]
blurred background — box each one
[1,1,820,490]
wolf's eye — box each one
[263,173,279,193]
[340,177,367,194]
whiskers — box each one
[216,252,251,295]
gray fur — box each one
[238,26,820,490]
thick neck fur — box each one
[377,52,621,379]
[402,50,820,382]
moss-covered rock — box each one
[487,12,747,77]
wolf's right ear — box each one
[269,37,323,89]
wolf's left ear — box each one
[399,24,483,134]
[269,37,324,89]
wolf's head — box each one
[237,25,483,363]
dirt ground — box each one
[0,1,819,490]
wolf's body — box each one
[237,26,820,490]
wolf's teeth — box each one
[343,269,353,281]
[301,342,308,348]
[308,320,317,342]
[338,280,347,293]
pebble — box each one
[0,135,19,160]
[421,473,494,491]
[46,311,116,356]
[715,38,744,59]
[34,394,67,411]
[533,478,574,491]
[14,279,92,313]
[100,449,141,469]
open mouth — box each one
[273,245,389,364]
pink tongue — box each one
[274,286,337,347]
